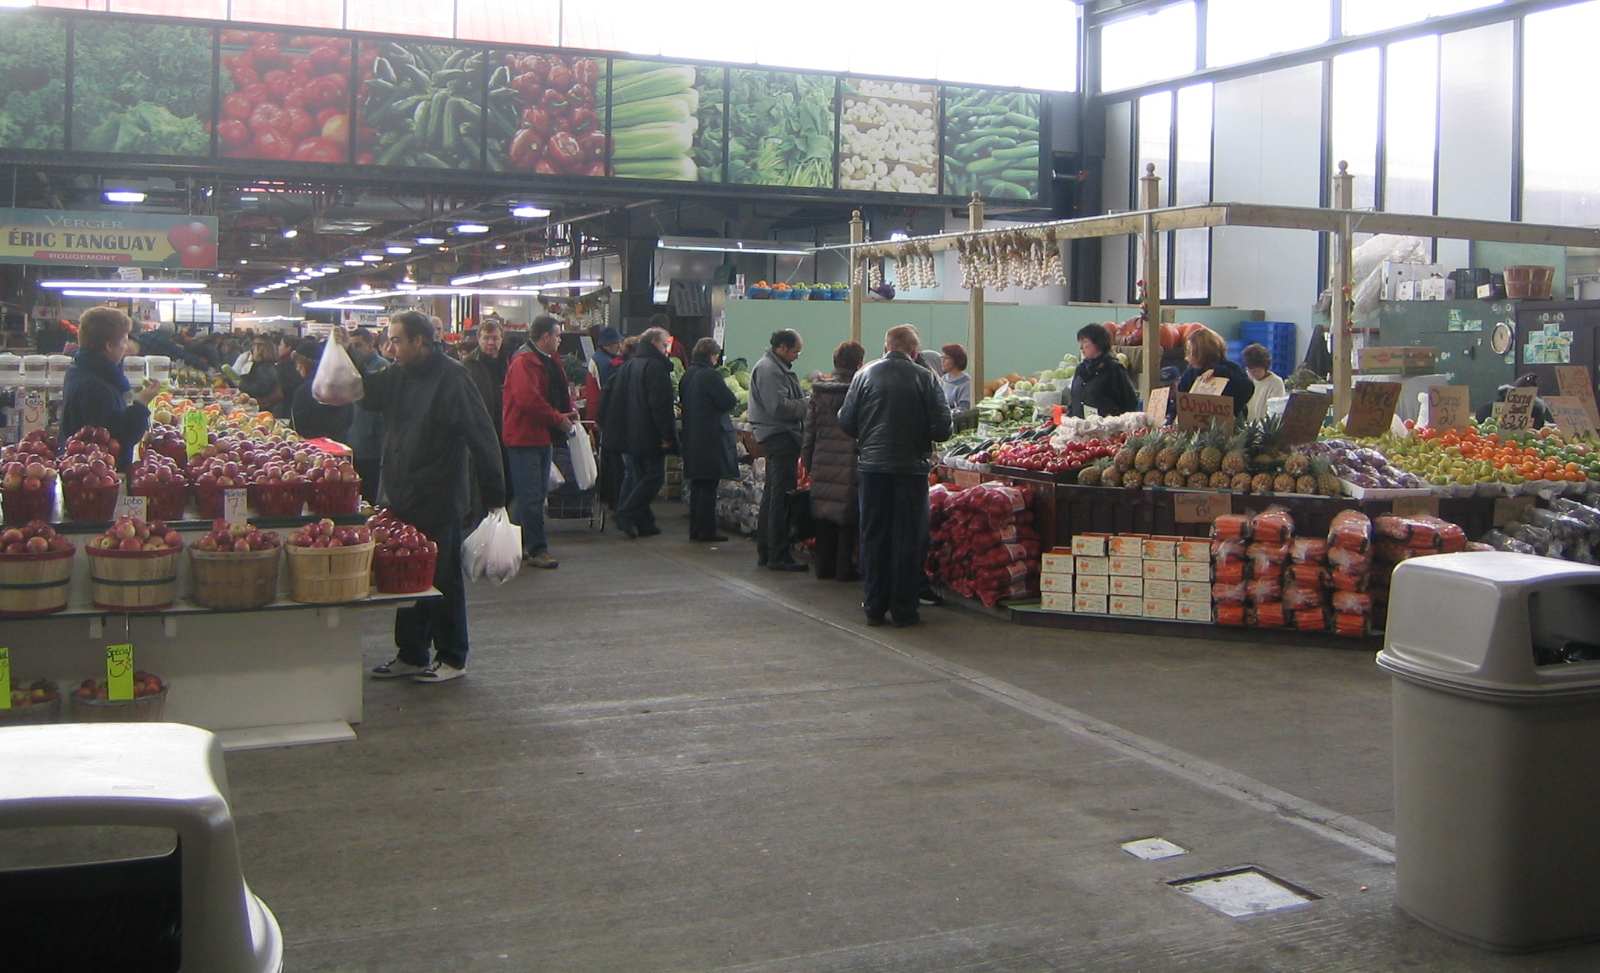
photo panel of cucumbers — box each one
[218,30,352,164]
[941,86,1041,201]
[71,20,213,157]
[489,52,605,176]
[358,41,485,170]
[728,69,835,188]
[608,60,724,182]
[0,9,66,151]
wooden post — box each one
[848,209,864,345]
[1138,163,1162,397]
[1332,161,1355,418]
[968,193,985,394]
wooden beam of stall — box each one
[968,193,985,395]
[1331,162,1355,419]
[848,209,864,345]
[1139,164,1163,397]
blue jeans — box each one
[617,452,665,531]
[859,472,930,622]
[508,445,552,555]
[394,520,469,669]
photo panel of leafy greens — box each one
[728,69,834,189]
[357,40,485,170]
[0,11,66,152]
[489,51,605,176]
[839,80,938,194]
[71,21,213,158]
[218,30,353,164]
[607,60,723,182]
[942,86,1041,201]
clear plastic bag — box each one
[463,507,522,584]
[567,423,597,490]
[311,337,365,406]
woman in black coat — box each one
[1170,327,1254,421]
[802,341,865,581]
[1067,322,1140,418]
[678,338,739,542]
[59,306,158,470]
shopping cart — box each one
[548,420,605,532]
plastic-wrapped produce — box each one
[1246,577,1282,604]
[1251,506,1294,545]
[1213,580,1247,605]
[1291,538,1328,563]
[1527,506,1589,541]
[1247,542,1291,577]
[1217,603,1247,626]
[1480,529,1537,556]
[1328,509,1372,553]
[1214,559,1247,584]
[1212,514,1252,542]
[1284,585,1325,610]
[1294,608,1329,632]
[1211,538,1246,562]
[1550,497,1600,532]
[1251,601,1287,628]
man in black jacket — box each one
[330,311,506,684]
[600,326,677,538]
[838,324,953,627]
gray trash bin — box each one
[1378,551,1600,952]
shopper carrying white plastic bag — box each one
[568,422,597,490]
[311,334,365,406]
[462,507,521,583]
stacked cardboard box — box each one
[1039,533,1211,622]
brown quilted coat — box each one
[802,377,858,525]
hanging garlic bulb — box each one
[868,260,883,289]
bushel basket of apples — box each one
[285,518,373,603]
[60,427,123,522]
[142,423,190,467]
[0,520,76,617]
[71,671,168,722]
[369,510,438,594]
[129,454,191,522]
[307,457,362,516]
[189,520,283,610]
[248,477,308,517]
[85,516,184,611]
[1,432,59,525]
[0,678,63,726]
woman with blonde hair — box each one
[1171,327,1254,421]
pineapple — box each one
[1284,450,1310,477]
[1257,414,1285,452]
[1112,436,1136,472]
[1176,433,1201,476]
[1164,470,1185,488]
[1134,434,1159,473]
[1295,474,1317,494]
[1122,469,1144,489]
[1199,429,1225,474]
[1155,434,1181,473]
[1209,470,1231,489]
[1231,472,1254,493]
[1273,472,1296,493]
[1311,457,1342,497]
[1186,472,1209,489]
[1077,462,1104,486]
[1143,469,1163,488]
[1252,472,1274,494]
[1221,429,1251,476]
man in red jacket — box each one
[502,315,577,569]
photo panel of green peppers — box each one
[218,30,353,164]
[728,69,835,189]
[942,86,1041,201]
[71,20,213,158]
[490,51,606,176]
[0,11,66,152]
[608,60,723,183]
[357,40,485,170]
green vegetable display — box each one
[608,60,723,182]
[942,86,1041,201]
[357,40,484,170]
[71,21,211,157]
[728,69,834,188]
[0,11,66,151]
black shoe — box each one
[865,614,885,627]
[917,589,945,607]
[637,525,662,537]
[618,523,639,539]
[702,534,729,543]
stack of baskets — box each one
[131,479,190,521]
[0,545,74,617]
[249,480,308,517]
[286,540,374,603]
[190,546,282,610]
[85,545,181,611]
[373,546,437,593]
[71,679,169,722]
[309,479,362,516]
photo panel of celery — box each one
[608,60,724,182]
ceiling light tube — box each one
[510,205,550,218]
[416,236,446,245]
[282,228,299,239]
[385,244,413,255]
[41,280,206,290]
[343,259,365,267]
[319,265,339,273]
[360,254,384,262]
[657,236,813,256]
[519,279,603,292]
[452,223,491,235]
[450,258,569,286]
[60,290,196,299]
[103,191,147,204]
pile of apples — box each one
[307,456,361,515]
[9,679,58,710]
[129,453,191,521]
[63,426,121,462]
[0,520,73,556]
[89,516,183,553]
[74,671,164,702]
[59,428,122,521]
[193,519,281,554]
[289,517,371,549]
[1,432,60,524]
[142,424,190,466]
[369,510,438,558]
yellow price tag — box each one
[0,647,10,711]
[106,643,134,701]
[182,410,209,460]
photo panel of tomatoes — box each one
[488,51,604,176]
[218,30,354,164]
[359,40,486,170]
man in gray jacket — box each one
[747,328,808,571]
[838,324,952,627]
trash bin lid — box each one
[1378,552,1600,699]
[0,723,226,808]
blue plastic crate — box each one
[1237,321,1297,378]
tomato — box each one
[217,119,249,149]
[283,87,312,111]
[229,65,260,88]
[292,137,344,163]
[355,151,375,165]
[250,130,292,160]
[263,70,293,99]
[222,92,254,122]
[290,58,317,80]
[319,113,349,143]
[241,83,271,106]
[310,44,344,69]
[578,130,606,161]
[285,108,315,140]
[249,103,288,136]
[315,107,343,127]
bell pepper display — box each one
[489,52,604,175]
[220,30,353,163]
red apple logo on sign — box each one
[166,221,216,268]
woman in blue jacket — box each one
[59,307,159,470]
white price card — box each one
[115,494,148,520]
[224,488,248,526]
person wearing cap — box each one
[290,338,355,441]
[593,327,625,387]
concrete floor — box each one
[221,508,1600,971]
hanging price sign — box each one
[0,647,9,711]
[1346,382,1401,438]
[1144,386,1171,423]
[106,643,134,701]
[182,410,209,460]
[1426,386,1472,432]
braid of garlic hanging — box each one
[923,244,939,290]
[957,239,973,289]
[852,256,866,287]
[868,259,883,289]
[1045,229,1067,286]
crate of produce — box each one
[85,545,181,611]
[248,480,308,517]
[308,479,362,516]
[373,548,437,594]
[62,478,120,522]
[1,483,55,525]
[130,479,189,522]
[0,543,75,618]
[0,679,63,726]
[286,540,373,604]
[189,546,281,610]
[70,674,168,723]
[1504,265,1554,300]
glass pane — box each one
[1011,1,1079,92]
[110,0,224,15]
[1206,0,1329,68]
[1101,2,1196,93]
[71,20,213,158]
[218,30,351,164]
[1384,35,1438,216]
[562,0,662,56]
[755,2,848,72]
[727,69,835,188]
[1175,229,1209,299]
[1137,91,1171,204]
[1174,83,1211,299]
[1523,1,1600,226]
[456,0,559,46]
[0,10,67,151]
[610,60,722,183]
[346,0,453,39]
[1330,48,1379,211]
[839,80,939,194]
[1342,0,1500,35]
[35,0,105,8]
[656,0,751,64]
[943,87,1041,200]
[229,0,341,29]
[850,10,939,80]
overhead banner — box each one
[0,208,218,269]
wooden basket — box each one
[189,546,281,610]
[1505,265,1554,300]
[85,546,181,611]
[286,540,373,604]
[71,685,168,723]
[0,547,75,617]
[0,680,63,726]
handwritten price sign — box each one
[182,410,209,461]
[1176,393,1233,432]
[0,647,9,711]
[106,643,134,701]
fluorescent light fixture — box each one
[452,223,491,235]
[103,191,146,204]
[493,243,507,251]
[889,231,910,242]
[42,279,206,290]
[343,259,365,267]
[360,254,384,262]
[450,258,568,286]
[252,287,267,294]
[240,195,259,202]
[282,228,299,239]
[385,244,413,255]
[510,205,550,218]
[657,236,813,256]
[61,289,195,299]
[238,259,249,265]
[416,236,446,245]
[319,265,339,273]
[304,300,386,311]
[518,279,602,292]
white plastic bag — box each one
[568,423,597,490]
[549,464,564,488]
[463,507,521,584]
[312,337,365,406]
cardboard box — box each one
[1176,539,1210,563]
[1109,535,1147,557]
[1040,591,1073,612]
[1142,559,1177,581]
[1074,592,1107,614]
[1141,536,1178,561]
[1177,599,1213,623]
[1109,555,1143,577]
[1381,261,1445,300]
[1177,580,1209,601]
[1074,575,1110,595]
[1109,575,1143,597]
[1071,534,1109,557]
[1142,597,1177,619]
[1041,551,1075,574]
[1109,594,1142,617]
[1039,573,1073,592]
[1076,556,1109,576]
[1418,277,1455,301]
[1357,346,1438,376]
[1176,561,1212,582]
[1144,578,1178,601]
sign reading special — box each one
[0,208,217,269]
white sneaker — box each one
[371,657,429,679]
[414,661,466,684]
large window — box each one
[1523,1,1600,226]
[1341,0,1500,35]
[1174,83,1212,299]
[1206,0,1329,68]
[1101,2,1196,93]
[1329,48,1380,213]
[1138,92,1173,295]
[1383,35,1438,216]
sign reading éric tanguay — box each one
[0,208,217,269]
